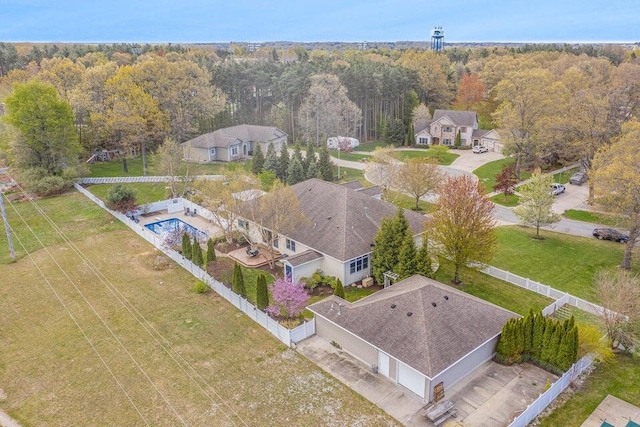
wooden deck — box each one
[227,246,281,268]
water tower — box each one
[431,26,444,51]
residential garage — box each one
[307,275,518,402]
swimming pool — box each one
[145,218,206,240]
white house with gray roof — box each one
[415,109,501,151]
[307,275,518,401]
[236,178,425,286]
[182,124,287,162]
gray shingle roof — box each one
[285,250,323,267]
[184,124,287,149]
[308,275,517,378]
[287,179,426,261]
[432,110,477,127]
[414,119,432,134]
[356,185,383,198]
[340,180,364,190]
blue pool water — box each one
[145,218,206,239]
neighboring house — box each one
[415,110,501,152]
[182,124,287,162]
[307,275,518,401]
[237,178,425,286]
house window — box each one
[231,145,239,158]
[444,126,451,132]
[443,138,452,146]
[208,147,216,160]
[265,229,278,248]
[286,239,296,252]
[349,254,370,274]
[418,137,429,145]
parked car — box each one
[550,183,566,196]
[569,171,588,185]
[472,145,488,154]
[592,228,629,243]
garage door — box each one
[397,361,425,398]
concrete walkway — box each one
[580,394,640,427]
[296,336,429,427]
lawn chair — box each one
[192,208,197,217]
[185,207,190,216]
[246,247,259,258]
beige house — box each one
[236,179,425,286]
[308,275,518,401]
[182,124,287,162]
[415,110,501,152]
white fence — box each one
[508,354,594,427]
[79,175,225,184]
[74,183,315,347]
[482,265,613,318]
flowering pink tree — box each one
[266,278,309,318]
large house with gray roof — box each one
[415,109,501,152]
[182,124,287,162]
[308,275,518,401]
[237,178,425,286]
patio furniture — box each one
[192,208,197,217]
[425,400,457,427]
[185,207,190,215]
[246,247,259,258]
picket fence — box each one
[79,175,224,184]
[508,354,594,427]
[74,183,315,347]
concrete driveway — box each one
[449,148,505,173]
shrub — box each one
[106,184,137,212]
[191,238,204,267]
[333,278,345,298]
[21,167,69,196]
[193,280,209,294]
[181,233,192,260]
[256,274,269,310]
[232,263,246,297]
[266,278,309,319]
[206,238,216,264]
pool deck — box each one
[139,210,224,239]
[580,395,640,427]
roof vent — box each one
[431,302,437,307]
[407,312,413,317]
[391,304,396,309]
[444,295,449,301]
[327,216,331,220]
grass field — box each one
[473,157,531,193]
[87,158,250,177]
[335,165,368,186]
[553,167,580,184]
[0,194,397,426]
[490,193,520,207]
[492,226,630,301]
[87,183,171,205]
[538,355,640,427]
[353,141,389,152]
[396,149,458,166]
[563,209,624,227]
[385,190,434,213]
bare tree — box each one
[151,137,191,198]
[595,269,640,350]
[395,158,443,210]
[513,169,561,239]
[367,145,402,200]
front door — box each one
[432,137,440,145]
[285,264,292,281]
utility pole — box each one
[0,191,16,262]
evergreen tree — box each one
[385,119,405,146]
[304,141,316,174]
[264,142,278,174]
[317,145,334,181]
[396,234,417,279]
[540,320,556,364]
[415,236,434,278]
[181,233,192,260]
[514,318,525,358]
[206,237,216,264]
[256,274,269,310]
[532,312,546,359]
[391,208,411,253]
[371,217,396,284]
[333,278,345,298]
[292,144,304,169]
[252,143,265,175]
[277,142,289,182]
[549,323,564,367]
[556,330,573,371]
[232,263,246,297]
[570,326,579,363]
[191,237,204,267]
[454,129,462,147]
[407,121,415,146]
[287,156,305,185]
[523,310,535,355]
[306,160,318,180]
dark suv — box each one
[569,172,587,185]
[593,228,629,243]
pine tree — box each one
[256,274,269,310]
[391,208,410,255]
[371,217,397,284]
[304,141,316,174]
[232,263,246,297]
[550,323,564,368]
[181,232,192,260]
[531,312,546,359]
[287,156,305,185]
[414,235,434,278]
[396,234,417,279]
[306,160,318,180]
[317,145,334,181]
[407,121,415,146]
[454,129,462,147]
[523,310,535,355]
[206,237,216,264]
[556,330,573,371]
[541,320,556,364]
[570,326,579,363]
[252,143,265,175]
[514,318,525,358]
[191,237,204,267]
[292,144,304,169]
[277,142,289,182]
[264,142,278,173]
[333,278,345,298]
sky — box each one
[0,0,637,43]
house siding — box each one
[184,146,210,162]
[287,258,324,283]
[315,315,378,367]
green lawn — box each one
[353,141,389,152]
[396,149,458,166]
[490,193,520,207]
[87,158,249,177]
[553,167,580,184]
[474,157,532,193]
[563,209,624,227]
[538,355,640,427]
[335,166,368,186]
[87,183,171,205]
[206,257,275,306]
[0,193,397,426]
[433,258,552,315]
[345,286,379,302]
[384,190,434,213]
[492,226,630,301]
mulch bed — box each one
[215,241,246,254]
